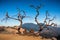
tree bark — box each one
[35,10,43,32]
[18,20,22,33]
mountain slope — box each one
[22,23,60,37]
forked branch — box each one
[44,10,50,25]
[30,4,43,31]
[48,16,55,25]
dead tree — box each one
[30,4,43,32]
[1,8,29,33]
[44,11,57,37]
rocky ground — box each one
[0,26,57,40]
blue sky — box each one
[0,0,60,26]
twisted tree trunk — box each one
[18,20,22,33]
[35,10,43,32]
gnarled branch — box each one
[30,5,41,25]
[1,9,28,33]
[44,10,50,25]
[30,4,43,31]
[48,16,55,25]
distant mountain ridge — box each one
[22,23,39,31]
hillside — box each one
[0,23,60,40]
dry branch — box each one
[30,4,43,31]
[48,16,55,25]
[44,10,50,25]
[1,8,29,33]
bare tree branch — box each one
[1,12,9,22]
[35,9,40,25]
[30,5,36,9]
[44,10,50,25]
[30,5,43,31]
[48,16,56,25]
[1,9,29,33]
[1,18,6,22]
[30,5,40,25]
[21,10,26,16]
[50,23,57,27]
[6,12,19,21]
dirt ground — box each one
[0,34,53,40]
[0,27,57,40]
